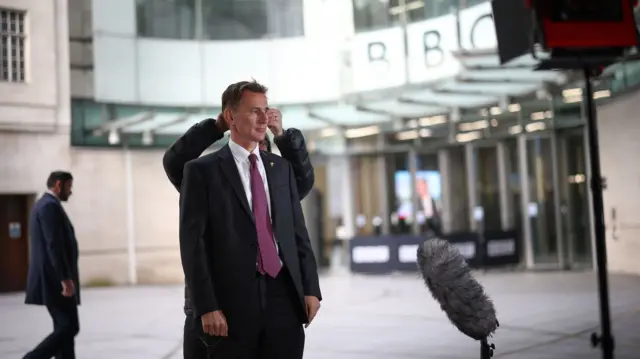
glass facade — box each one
[345,127,591,269]
[136,0,305,40]
[78,1,640,271]
[70,99,222,148]
[136,0,197,40]
[353,0,457,32]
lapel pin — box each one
[270,162,274,167]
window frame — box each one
[0,7,27,83]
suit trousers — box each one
[203,267,305,359]
[184,313,207,359]
[24,298,79,359]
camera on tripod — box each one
[493,0,639,69]
[490,2,639,359]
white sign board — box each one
[352,245,391,264]
[350,2,497,92]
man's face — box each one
[56,179,73,202]
[259,140,268,151]
[229,91,269,144]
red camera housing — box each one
[526,0,638,50]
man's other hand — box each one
[304,296,320,328]
[61,279,75,297]
[201,310,228,336]
[267,108,283,136]
[215,113,229,132]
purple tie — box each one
[248,154,281,278]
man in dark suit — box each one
[179,80,321,359]
[163,109,316,359]
[23,171,80,359]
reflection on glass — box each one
[477,146,501,231]
[136,0,305,40]
[352,155,384,236]
[459,0,488,10]
[505,139,522,235]
[527,137,558,264]
[565,133,592,264]
[352,0,456,32]
[201,0,304,40]
[136,0,197,39]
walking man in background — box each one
[179,80,321,358]
[163,103,316,358]
[23,171,80,359]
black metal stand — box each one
[583,66,615,359]
[480,339,495,359]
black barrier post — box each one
[583,67,614,359]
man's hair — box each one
[46,171,73,188]
[221,80,268,110]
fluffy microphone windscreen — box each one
[417,237,499,341]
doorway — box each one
[557,129,593,268]
[0,194,32,293]
[525,136,560,266]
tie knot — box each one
[248,153,258,165]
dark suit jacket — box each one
[162,119,316,316]
[25,193,80,306]
[180,145,321,327]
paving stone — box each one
[1,271,640,359]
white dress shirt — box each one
[228,138,281,260]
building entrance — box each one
[0,194,32,293]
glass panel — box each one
[459,0,488,9]
[352,0,456,32]
[136,0,197,39]
[201,0,304,40]
[527,137,558,264]
[565,132,592,265]
[505,139,522,235]
[352,154,384,236]
[387,152,412,234]
[416,153,441,234]
[477,146,501,231]
[449,146,470,232]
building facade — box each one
[1,0,640,292]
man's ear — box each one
[54,180,63,192]
[223,108,233,126]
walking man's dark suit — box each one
[24,171,80,359]
[179,80,321,358]
[163,112,315,359]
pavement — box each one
[2,269,640,359]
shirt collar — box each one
[228,137,261,163]
[45,189,60,201]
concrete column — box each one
[325,133,356,239]
[438,149,453,234]
[439,146,468,232]
[550,131,566,268]
[408,148,419,235]
[465,143,479,231]
[518,134,534,268]
[496,141,514,230]
[377,135,390,235]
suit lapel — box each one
[260,151,277,224]
[218,145,254,222]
